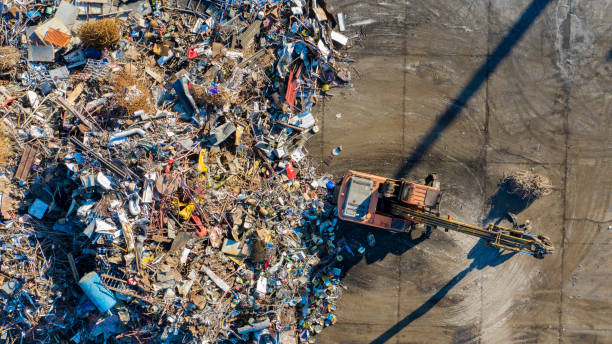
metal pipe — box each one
[109,128,146,142]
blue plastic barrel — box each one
[78,271,117,313]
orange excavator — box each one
[336,170,554,258]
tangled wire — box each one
[77,19,121,49]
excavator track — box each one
[389,204,554,258]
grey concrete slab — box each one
[562,329,612,344]
[307,55,405,176]
[314,0,612,343]
[402,55,487,165]
[485,40,566,165]
[562,240,612,336]
[565,158,612,241]
[564,1,612,161]
[335,255,401,326]
[400,1,489,56]
[481,256,562,330]
[397,250,481,328]
[314,323,403,344]
[488,0,559,56]
[567,60,612,161]
[326,0,407,56]
[482,327,560,344]
[394,325,470,344]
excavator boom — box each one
[388,204,554,258]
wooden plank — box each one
[67,82,84,104]
[56,97,93,131]
[313,7,327,21]
[237,48,266,68]
[237,20,261,47]
[14,144,38,181]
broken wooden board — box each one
[313,7,327,21]
[56,97,93,131]
[237,20,261,48]
[67,82,84,104]
[14,144,38,181]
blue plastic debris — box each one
[78,272,117,313]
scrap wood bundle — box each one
[0,0,353,343]
[503,170,552,200]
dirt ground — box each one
[308,1,612,343]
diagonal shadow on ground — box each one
[361,1,554,342]
[336,219,430,274]
[484,182,535,225]
[394,0,554,178]
[369,240,515,344]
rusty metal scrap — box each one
[0,0,353,342]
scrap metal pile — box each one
[0,0,352,342]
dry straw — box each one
[110,70,152,114]
[77,19,121,49]
[0,124,13,163]
[0,46,20,72]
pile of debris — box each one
[502,170,552,200]
[0,0,353,342]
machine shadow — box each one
[393,0,554,179]
[336,220,429,273]
[369,240,516,344]
[483,182,535,225]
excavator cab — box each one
[380,173,442,213]
[342,176,374,220]
[398,182,441,213]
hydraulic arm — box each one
[389,204,554,258]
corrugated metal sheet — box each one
[44,28,71,47]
